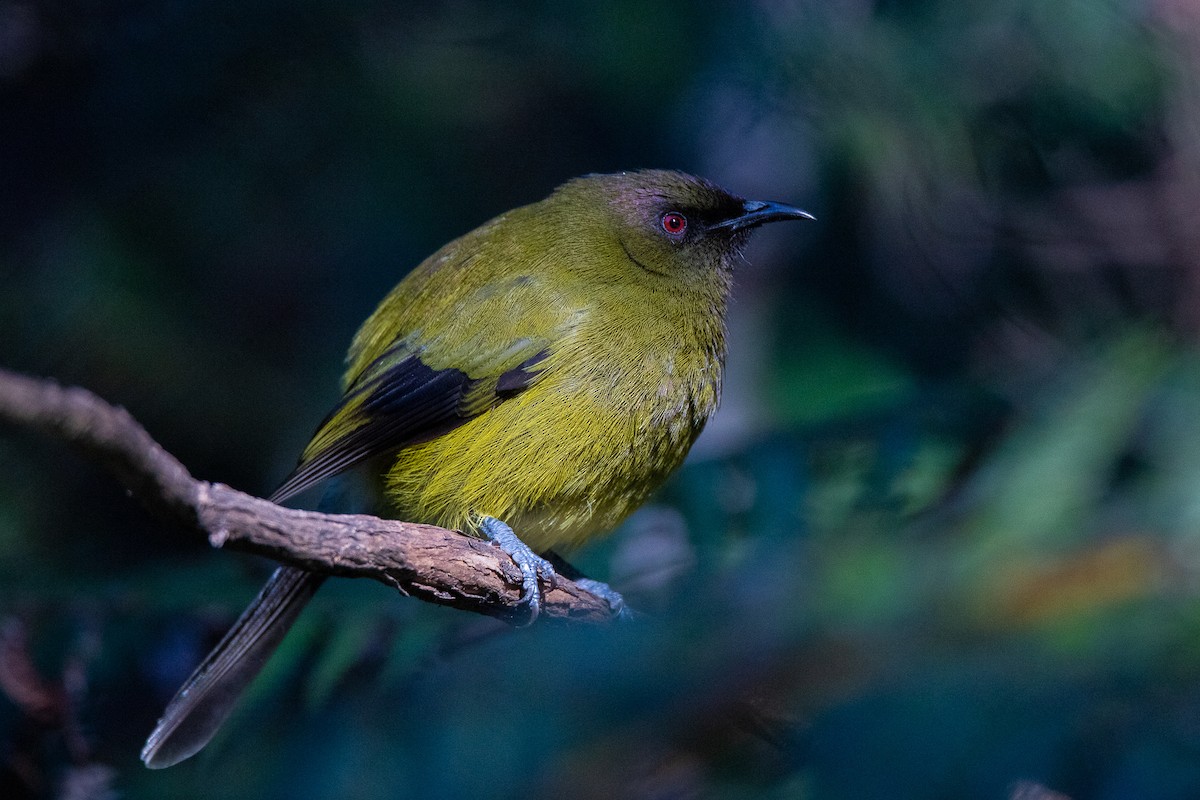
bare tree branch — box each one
[0,367,616,624]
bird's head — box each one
[546,169,813,293]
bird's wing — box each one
[268,333,552,504]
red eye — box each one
[661,212,687,235]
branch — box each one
[0,367,616,624]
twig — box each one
[0,367,615,624]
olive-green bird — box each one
[141,169,812,768]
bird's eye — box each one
[661,212,687,236]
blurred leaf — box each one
[771,307,915,425]
[967,330,1172,556]
[303,615,377,711]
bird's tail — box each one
[141,565,326,768]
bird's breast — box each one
[382,312,725,551]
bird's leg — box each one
[479,516,557,623]
[543,551,633,621]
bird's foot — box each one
[574,578,635,621]
[541,551,635,621]
[480,516,557,624]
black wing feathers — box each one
[268,346,550,505]
[269,356,469,504]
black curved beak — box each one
[710,199,815,233]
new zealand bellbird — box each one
[141,169,812,768]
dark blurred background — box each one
[4,1,1200,798]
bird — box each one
[141,169,813,768]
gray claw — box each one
[480,516,556,624]
[575,578,634,620]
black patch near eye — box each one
[708,196,750,228]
